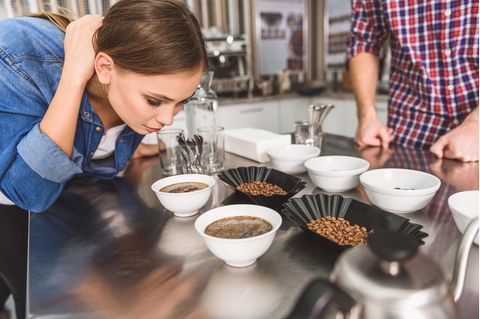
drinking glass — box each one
[197,126,225,174]
[293,121,323,149]
[156,128,184,176]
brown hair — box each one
[27,11,73,32]
[30,0,207,75]
[94,0,208,75]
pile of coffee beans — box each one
[237,181,287,196]
[307,216,369,246]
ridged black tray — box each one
[281,193,428,251]
[218,166,306,211]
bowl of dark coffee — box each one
[194,204,282,267]
[151,174,215,217]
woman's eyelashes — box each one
[147,97,191,108]
[147,98,162,107]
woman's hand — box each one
[39,15,103,157]
[63,15,103,83]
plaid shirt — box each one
[348,0,479,149]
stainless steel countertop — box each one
[29,135,479,319]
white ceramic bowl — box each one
[151,174,215,217]
[360,168,441,214]
[267,144,320,174]
[304,156,370,192]
[448,190,479,245]
[194,204,282,267]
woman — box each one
[0,0,207,212]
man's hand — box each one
[430,112,479,162]
[355,113,394,148]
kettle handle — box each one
[452,217,479,302]
[285,279,355,319]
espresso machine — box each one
[206,36,251,97]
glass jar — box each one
[185,71,219,137]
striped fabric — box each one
[348,0,479,149]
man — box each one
[348,0,478,162]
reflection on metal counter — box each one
[28,135,479,319]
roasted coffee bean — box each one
[237,181,287,197]
[306,216,370,246]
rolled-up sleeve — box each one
[17,124,83,183]
[347,0,389,59]
[2,151,77,213]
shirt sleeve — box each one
[17,124,83,183]
[347,0,389,59]
[0,50,83,212]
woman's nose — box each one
[155,104,175,126]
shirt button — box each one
[90,152,94,156]
[83,111,90,117]
[445,10,451,17]
[447,85,454,91]
[444,49,451,57]
[95,126,101,132]
[119,138,124,143]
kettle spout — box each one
[451,217,479,302]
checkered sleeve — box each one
[347,0,389,59]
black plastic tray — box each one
[281,193,428,251]
[218,166,306,211]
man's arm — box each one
[347,0,392,148]
[349,52,393,148]
[430,107,479,162]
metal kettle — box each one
[287,218,479,319]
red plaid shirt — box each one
[348,0,479,149]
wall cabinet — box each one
[310,97,387,137]
[278,98,310,133]
[228,95,387,138]
[217,101,281,132]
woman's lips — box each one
[144,125,162,133]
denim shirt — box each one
[0,17,144,212]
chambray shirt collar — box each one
[79,92,136,137]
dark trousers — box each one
[0,205,28,319]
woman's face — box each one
[106,67,202,135]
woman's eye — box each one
[147,98,162,107]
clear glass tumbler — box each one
[293,120,323,149]
[156,128,184,176]
[196,126,225,174]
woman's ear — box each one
[95,52,114,85]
